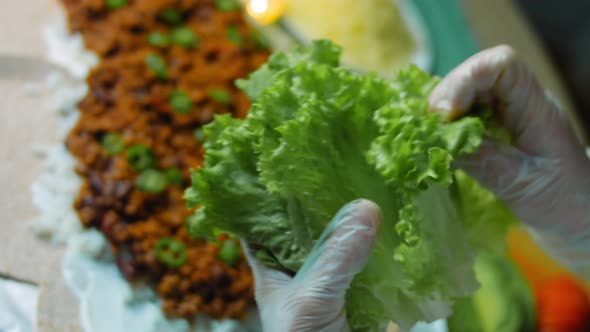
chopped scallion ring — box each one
[101,132,125,155]
[171,27,199,48]
[105,0,128,10]
[170,90,193,114]
[155,238,187,268]
[136,169,168,194]
[215,0,241,11]
[208,89,232,104]
[145,53,168,80]
[226,26,243,45]
[147,32,171,47]
[127,144,156,171]
[161,7,183,25]
[165,167,185,187]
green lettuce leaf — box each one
[185,40,517,331]
[452,171,518,254]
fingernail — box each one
[299,200,380,276]
[346,198,366,209]
[361,200,382,228]
[334,199,366,222]
[350,200,382,236]
[315,200,366,247]
[333,199,382,233]
[431,98,453,114]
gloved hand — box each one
[429,45,590,280]
[242,199,381,332]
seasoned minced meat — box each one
[62,0,269,320]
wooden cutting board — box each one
[0,1,577,331]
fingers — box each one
[241,240,292,299]
[457,138,552,200]
[459,138,590,232]
[241,199,381,306]
[295,199,381,298]
[242,201,381,331]
[429,45,517,121]
[429,45,576,158]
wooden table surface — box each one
[0,1,578,331]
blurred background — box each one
[517,0,590,134]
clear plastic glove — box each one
[242,199,381,332]
[429,45,590,280]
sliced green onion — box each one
[145,53,168,80]
[136,169,168,194]
[208,89,232,104]
[251,30,270,49]
[161,7,183,25]
[101,132,125,155]
[105,0,128,10]
[226,26,243,45]
[171,27,199,48]
[127,144,156,171]
[193,128,205,142]
[169,90,193,114]
[214,0,241,11]
[147,32,170,47]
[165,168,184,187]
[217,239,240,266]
[154,238,187,268]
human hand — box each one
[242,199,381,332]
[429,45,590,279]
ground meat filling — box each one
[61,0,269,320]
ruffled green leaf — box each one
[185,40,517,331]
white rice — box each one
[30,8,95,244]
[30,6,259,332]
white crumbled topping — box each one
[30,6,91,243]
[31,143,83,243]
[43,9,98,80]
[66,229,108,258]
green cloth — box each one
[411,0,480,75]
